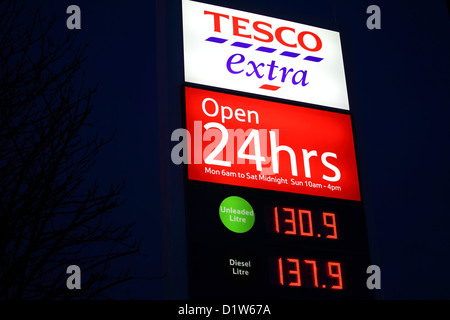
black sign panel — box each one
[185,180,373,299]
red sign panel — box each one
[185,87,361,201]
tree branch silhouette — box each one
[0,1,139,299]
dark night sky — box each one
[15,0,450,299]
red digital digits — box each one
[273,206,338,239]
[323,212,337,239]
[299,210,313,237]
[327,262,343,289]
[277,257,343,290]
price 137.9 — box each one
[275,257,344,290]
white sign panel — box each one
[182,0,350,110]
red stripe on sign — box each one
[259,84,281,91]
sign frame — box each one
[157,0,374,300]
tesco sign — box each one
[182,0,350,110]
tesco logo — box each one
[202,9,328,91]
[204,10,323,52]
[202,9,326,92]
[182,0,350,110]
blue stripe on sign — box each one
[231,41,252,48]
[280,51,300,58]
[205,37,228,44]
[256,46,277,53]
[304,56,323,62]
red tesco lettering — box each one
[204,10,323,52]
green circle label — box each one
[219,196,255,233]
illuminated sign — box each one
[184,182,373,299]
[182,0,350,110]
[179,1,372,300]
[185,86,361,201]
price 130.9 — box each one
[272,206,338,240]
